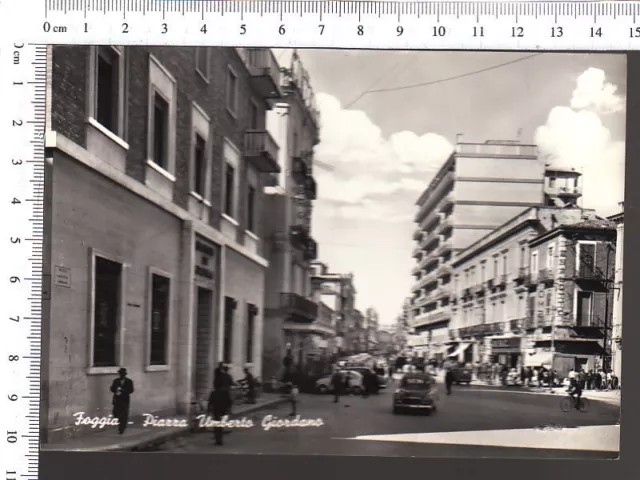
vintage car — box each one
[453,365,473,385]
[315,370,365,395]
[343,366,388,389]
[393,373,440,414]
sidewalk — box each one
[42,393,287,452]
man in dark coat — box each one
[208,388,230,446]
[110,368,134,434]
[242,367,256,404]
[213,362,225,390]
[445,368,455,395]
[220,366,234,415]
[331,370,343,403]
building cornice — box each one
[46,131,269,268]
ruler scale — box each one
[0,40,46,480]
[0,0,635,478]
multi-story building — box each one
[608,204,624,381]
[42,46,281,442]
[410,138,582,356]
[365,308,380,352]
[262,51,321,381]
[449,208,616,376]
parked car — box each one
[315,370,365,395]
[453,365,472,385]
[393,372,440,415]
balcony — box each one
[437,262,452,277]
[437,214,453,234]
[439,192,455,213]
[496,274,507,288]
[420,229,439,249]
[538,268,554,285]
[545,185,582,197]
[456,142,538,158]
[280,292,318,323]
[449,329,458,340]
[484,322,505,335]
[413,229,424,241]
[523,316,536,330]
[415,171,455,223]
[436,238,453,258]
[510,318,522,333]
[239,48,283,100]
[514,267,527,283]
[574,266,611,291]
[412,246,422,259]
[244,130,280,173]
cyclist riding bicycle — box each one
[568,377,583,410]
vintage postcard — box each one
[40,47,624,458]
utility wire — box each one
[346,53,543,107]
[344,57,410,109]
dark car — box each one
[453,365,472,385]
[393,373,440,414]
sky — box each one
[272,49,627,327]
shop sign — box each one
[54,266,71,287]
[491,337,521,350]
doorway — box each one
[194,287,213,402]
[576,291,593,326]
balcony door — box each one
[576,291,593,327]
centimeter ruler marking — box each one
[5,0,640,50]
[0,38,46,480]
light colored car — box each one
[315,370,365,395]
[393,373,440,415]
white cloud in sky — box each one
[535,68,625,216]
[570,67,625,115]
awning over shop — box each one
[535,340,605,356]
[524,351,553,368]
[448,342,471,358]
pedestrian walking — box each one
[331,370,343,403]
[285,380,298,416]
[110,367,134,435]
[213,362,225,390]
[242,367,256,404]
[585,370,593,390]
[445,368,455,395]
[207,387,230,446]
[221,366,234,416]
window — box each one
[195,47,209,80]
[549,177,557,188]
[152,93,170,170]
[250,100,259,129]
[96,47,121,133]
[480,264,485,283]
[520,246,526,267]
[545,290,553,315]
[247,185,256,233]
[503,254,508,275]
[547,245,555,270]
[493,258,499,278]
[223,297,237,364]
[226,67,238,114]
[224,164,235,216]
[578,242,596,275]
[246,304,257,364]
[93,256,123,367]
[193,133,207,197]
[576,291,593,326]
[531,251,539,274]
[149,273,170,366]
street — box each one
[157,379,620,459]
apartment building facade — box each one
[42,46,281,442]
[262,51,321,381]
[410,139,583,358]
[608,206,623,381]
[449,208,615,377]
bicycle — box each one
[560,395,589,413]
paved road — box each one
[157,381,620,458]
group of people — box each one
[567,368,620,391]
[329,367,382,404]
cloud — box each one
[314,93,453,212]
[535,69,625,216]
[570,68,625,115]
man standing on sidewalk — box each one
[445,368,455,395]
[110,368,134,435]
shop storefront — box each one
[491,337,522,368]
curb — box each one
[44,397,289,453]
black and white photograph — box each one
[40,47,625,459]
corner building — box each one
[410,140,546,357]
[42,46,282,442]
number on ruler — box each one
[6,432,17,444]
[122,23,129,33]
[84,22,88,33]
[12,120,22,127]
[240,24,246,35]
[9,277,20,284]
[201,25,207,34]
[11,198,20,205]
[591,27,602,38]
[162,23,168,34]
[631,27,640,38]
[7,394,18,401]
[397,26,403,36]
[318,25,325,35]
[7,471,17,480]
[279,25,286,35]
[10,238,20,244]
[9,316,20,322]
[8,355,19,361]
[551,27,563,38]
[474,26,484,37]
[12,158,22,165]
[357,25,364,36]
[512,27,524,38]
[433,26,446,37]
